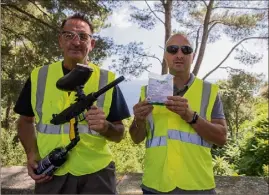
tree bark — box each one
[192,0,214,76]
[235,105,240,144]
[226,118,233,140]
[3,96,12,130]
[161,0,172,74]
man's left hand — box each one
[85,105,108,133]
[164,96,194,122]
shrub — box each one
[1,128,26,166]
[238,118,269,176]
[212,156,238,176]
[108,118,145,173]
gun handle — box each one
[69,118,76,140]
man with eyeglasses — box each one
[14,13,130,194]
[129,34,227,194]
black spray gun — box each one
[35,64,124,175]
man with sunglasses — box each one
[14,13,130,194]
[130,34,227,194]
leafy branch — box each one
[213,6,269,11]
[202,37,269,80]
[3,4,57,31]
[134,52,162,65]
[27,0,53,21]
[2,27,38,48]
[145,0,164,24]
[202,0,208,7]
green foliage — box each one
[262,165,268,176]
[238,118,269,176]
[129,4,157,30]
[108,118,145,173]
[1,0,118,72]
[258,83,269,99]
[109,42,154,80]
[211,78,268,177]
[217,70,264,140]
[212,140,241,165]
[223,13,265,28]
[1,128,26,166]
[212,156,237,176]
[211,139,242,176]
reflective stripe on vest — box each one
[96,69,108,108]
[144,81,212,148]
[146,130,211,148]
[36,65,49,124]
[146,113,155,142]
[200,81,211,119]
[36,123,100,135]
[146,136,166,148]
[35,66,108,135]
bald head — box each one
[165,34,193,48]
[164,33,195,76]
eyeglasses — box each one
[61,31,92,42]
[166,45,193,55]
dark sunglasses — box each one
[166,45,193,55]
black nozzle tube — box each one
[50,76,125,125]
[93,76,125,98]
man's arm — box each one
[190,117,227,146]
[129,118,147,144]
[14,77,39,158]
[17,115,51,182]
[100,121,125,143]
[17,115,39,159]
[192,93,227,146]
[14,78,51,182]
[165,94,227,147]
[86,86,131,143]
[129,100,153,144]
[191,93,227,146]
[86,106,126,143]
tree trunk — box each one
[3,96,12,130]
[192,0,214,76]
[227,119,233,140]
[161,0,172,74]
[235,105,240,144]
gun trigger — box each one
[78,112,86,122]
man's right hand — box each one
[130,100,153,144]
[27,156,52,183]
[133,100,154,120]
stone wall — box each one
[1,166,268,194]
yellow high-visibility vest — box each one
[140,77,218,192]
[31,61,115,176]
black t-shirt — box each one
[14,64,130,122]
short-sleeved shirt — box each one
[14,63,130,122]
[173,73,225,119]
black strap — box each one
[188,111,199,124]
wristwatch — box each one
[188,111,199,124]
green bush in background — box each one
[109,118,145,173]
[238,118,269,176]
[212,156,237,176]
[1,128,26,166]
